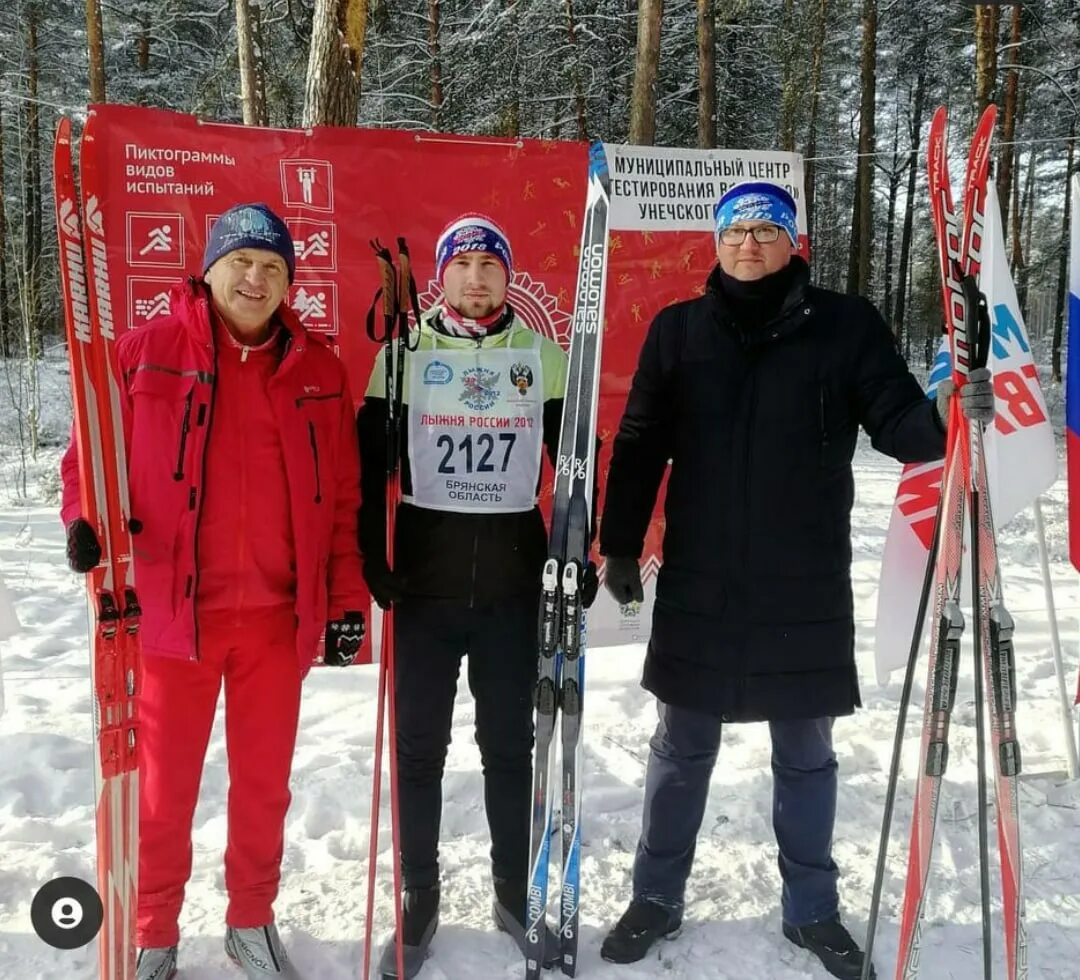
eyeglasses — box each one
[718,224,782,246]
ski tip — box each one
[587,140,610,190]
[55,116,72,144]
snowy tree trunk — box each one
[236,0,268,126]
[21,4,42,456]
[847,0,876,297]
[803,0,829,244]
[0,104,9,359]
[882,111,902,329]
[428,0,443,128]
[997,2,1021,236]
[778,0,798,152]
[501,0,521,137]
[303,0,367,127]
[974,4,999,114]
[629,0,663,145]
[696,0,715,149]
[566,0,588,141]
[85,0,106,102]
[892,67,925,348]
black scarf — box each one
[710,260,801,329]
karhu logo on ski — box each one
[64,238,92,344]
[59,199,80,239]
[85,196,105,236]
[303,385,321,394]
[84,196,116,341]
[459,367,500,411]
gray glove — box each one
[935,367,995,427]
[603,556,644,605]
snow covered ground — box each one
[0,361,1078,979]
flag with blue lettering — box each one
[874,182,1056,682]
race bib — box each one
[407,330,544,514]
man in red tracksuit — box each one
[61,203,368,980]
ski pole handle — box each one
[960,273,991,371]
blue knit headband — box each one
[713,182,798,247]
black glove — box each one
[324,611,366,666]
[603,556,644,605]
[66,517,102,573]
[581,561,599,610]
[363,561,406,611]
[936,367,995,427]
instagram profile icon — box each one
[30,876,104,950]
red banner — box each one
[79,105,806,646]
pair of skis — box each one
[525,142,611,979]
[863,104,1026,980]
[54,114,141,980]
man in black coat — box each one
[597,182,994,980]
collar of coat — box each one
[171,276,313,355]
[705,256,814,346]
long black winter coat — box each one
[599,259,945,722]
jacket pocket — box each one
[818,384,853,470]
[129,368,199,481]
[295,390,344,506]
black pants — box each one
[393,594,538,890]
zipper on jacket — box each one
[468,530,479,609]
[173,390,194,481]
[741,364,759,576]
[819,386,831,464]
[308,421,323,504]
[189,342,218,663]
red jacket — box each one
[61,279,368,669]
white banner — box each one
[873,182,1057,683]
[603,143,806,235]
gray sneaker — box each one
[136,946,178,980]
[224,924,300,978]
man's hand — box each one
[324,611,366,666]
[603,556,644,605]
[959,367,995,423]
[66,518,102,573]
[363,561,406,611]
[581,561,599,609]
[935,367,996,427]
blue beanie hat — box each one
[713,182,799,248]
[435,213,513,284]
[203,203,296,281]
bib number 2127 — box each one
[436,432,517,474]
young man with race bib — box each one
[356,214,596,977]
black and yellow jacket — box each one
[357,307,568,604]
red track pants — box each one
[136,607,302,947]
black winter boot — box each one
[377,886,440,979]
[599,898,683,964]
[782,915,876,980]
[491,877,559,969]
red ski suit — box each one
[61,279,368,943]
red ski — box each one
[55,114,140,980]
